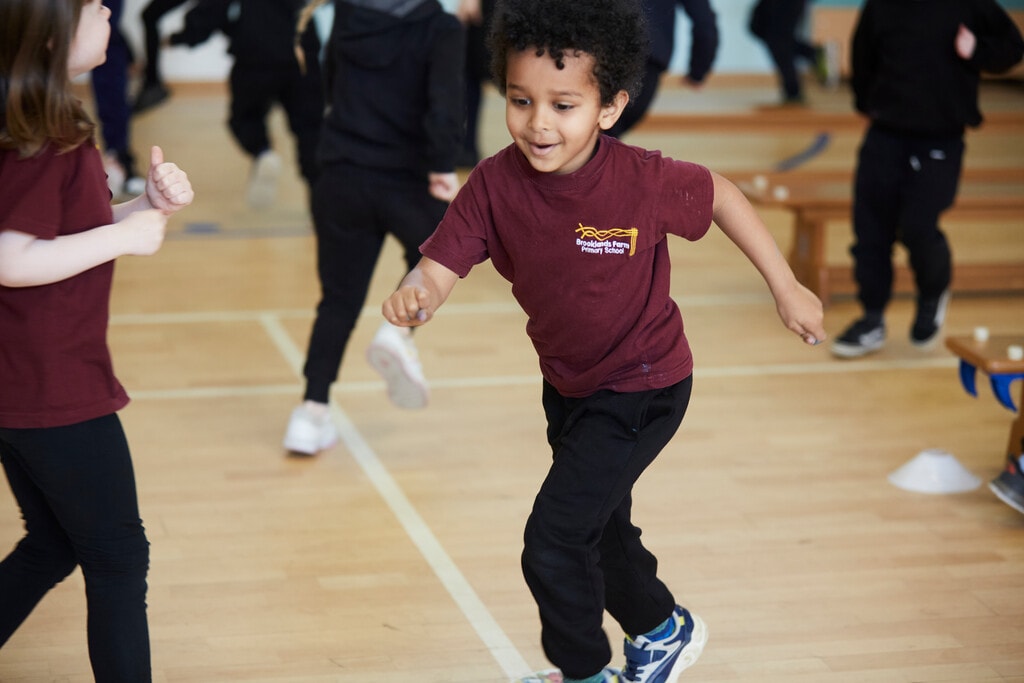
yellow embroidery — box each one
[575,224,638,256]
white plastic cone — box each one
[888,449,981,494]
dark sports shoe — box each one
[831,317,886,358]
[989,455,1024,515]
[910,290,950,348]
[622,606,707,683]
[133,81,170,114]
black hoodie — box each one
[851,0,1023,136]
[318,0,465,175]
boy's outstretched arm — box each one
[382,257,460,327]
[710,171,827,345]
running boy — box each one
[382,0,825,681]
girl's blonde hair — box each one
[0,0,95,157]
[294,0,330,74]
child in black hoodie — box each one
[831,0,1023,361]
[168,0,324,207]
[282,0,464,455]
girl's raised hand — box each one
[145,146,194,214]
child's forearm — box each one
[0,210,166,287]
[0,225,130,287]
[711,173,799,294]
[384,257,459,325]
[404,258,459,311]
[111,192,152,223]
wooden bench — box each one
[739,170,1024,306]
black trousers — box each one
[301,164,449,403]
[228,60,324,188]
[851,124,963,313]
[0,414,150,682]
[90,0,132,155]
[749,0,817,100]
[140,0,192,84]
[607,60,663,138]
[523,376,692,679]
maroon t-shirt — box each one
[0,143,129,428]
[422,136,714,397]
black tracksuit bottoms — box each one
[524,376,693,679]
[228,59,324,188]
[301,164,449,403]
[851,123,964,313]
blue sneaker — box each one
[621,606,707,682]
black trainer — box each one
[990,455,1024,515]
[910,290,950,348]
[831,317,886,358]
[133,81,170,114]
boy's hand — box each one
[145,145,194,214]
[383,285,432,327]
[776,281,827,346]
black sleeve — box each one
[850,0,877,114]
[168,0,232,48]
[967,0,1024,75]
[424,17,467,173]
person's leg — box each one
[851,126,902,315]
[0,416,151,681]
[898,135,962,300]
[134,0,188,112]
[0,437,78,646]
[380,174,450,275]
[139,0,190,85]
[229,63,283,207]
[832,125,902,357]
[91,0,141,193]
[227,64,274,159]
[607,60,663,138]
[522,378,691,679]
[898,135,962,345]
[302,166,388,403]
[749,0,805,101]
[361,173,450,408]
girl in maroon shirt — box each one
[0,0,193,677]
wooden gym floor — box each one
[1,76,1022,681]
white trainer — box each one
[247,150,281,208]
[283,404,338,455]
[366,322,429,409]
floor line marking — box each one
[126,356,959,402]
[258,313,532,680]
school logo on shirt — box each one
[575,223,637,256]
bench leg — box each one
[1007,381,1024,460]
[789,216,829,305]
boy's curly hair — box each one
[488,0,647,106]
